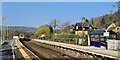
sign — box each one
[13,36,18,39]
[79,39,82,44]
[104,32,109,37]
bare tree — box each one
[112,2,120,25]
[49,19,61,29]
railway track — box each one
[21,40,78,60]
[20,40,99,60]
[18,39,120,60]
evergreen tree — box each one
[86,19,89,22]
[101,16,106,25]
[91,18,94,25]
[49,25,53,34]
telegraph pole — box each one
[0,17,3,45]
[1,16,7,44]
[7,25,8,40]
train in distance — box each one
[19,34,30,41]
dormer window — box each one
[89,27,92,29]
[76,26,78,30]
[83,28,85,30]
[117,27,119,30]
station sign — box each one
[13,36,18,39]
[104,32,109,37]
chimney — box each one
[82,17,86,23]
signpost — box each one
[104,30,109,49]
[104,30,109,37]
[79,39,82,45]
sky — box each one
[2,0,118,2]
[2,2,117,27]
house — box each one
[65,25,75,31]
[66,25,75,34]
[101,23,120,33]
[100,23,116,30]
[61,25,75,34]
[100,24,111,30]
[109,26,120,33]
[74,17,98,37]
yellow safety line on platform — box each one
[16,40,32,60]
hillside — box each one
[8,26,36,33]
[90,11,120,26]
[0,26,36,39]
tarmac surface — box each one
[0,39,24,60]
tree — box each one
[58,21,71,34]
[34,25,51,38]
[101,16,106,25]
[49,19,62,34]
[112,2,120,25]
[86,19,89,22]
[49,19,59,30]
[53,19,57,29]
[59,21,71,30]
[49,25,53,34]
[91,18,94,25]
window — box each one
[76,26,78,30]
[94,35,99,42]
[100,35,105,41]
[83,28,85,30]
[89,27,92,29]
[117,27,119,30]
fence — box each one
[45,38,88,46]
[47,38,80,45]
[108,39,120,50]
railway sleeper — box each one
[33,41,89,58]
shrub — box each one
[51,34,79,39]
[81,35,88,46]
[117,33,120,40]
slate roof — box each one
[101,24,111,28]
[90,30,116,35]
[75,22,92,27]
[108,27,116,30]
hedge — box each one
[51,34,79,39]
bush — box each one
[117,33,120,40]
[44,35,51,40]
[81,35,88,46]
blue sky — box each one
[2,0,118,2]
[2,2,117,27]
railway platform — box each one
[15,39,40,60]
[32,39,120,60]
